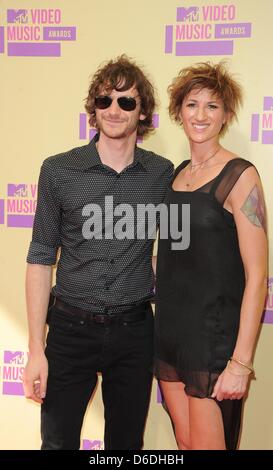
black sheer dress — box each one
[154,158,254,450]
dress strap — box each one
[173,160,190,181]
[210,158,254,205]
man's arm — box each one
[23,159,61,403]
[23,263,52,403]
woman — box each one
[154,62,268,450]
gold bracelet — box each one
[230,356,254,373]
[227,360,251,376]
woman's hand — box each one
[211,363,250,401]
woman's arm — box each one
[230,166,268,364]
[212,166,268,400]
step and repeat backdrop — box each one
[0,0,272,450]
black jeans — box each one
[41,302,154,450]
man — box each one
[23,55,173,450]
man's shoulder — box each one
[43,143,92,169]
[139,147,173,171]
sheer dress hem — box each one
[155,358,243,450]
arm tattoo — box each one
[240,184,266,232]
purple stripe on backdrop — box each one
[43,27,76,41]
[262,310,273,324]
[0,27,4,53]
[165,25,173,53]
[176,7,183,21]
[176,40,233,56]
[263,97,273,111]
[152,114,159,128]
[89,128,98,141]
[2,382,24,396]
[262,130,273,144]
[215,23,252,39]
[79,113,87,139]
[7,214,34,228]
[138,114,159,143]
[0,200,5,224]
[251,114,259,141]
[157,385,162,403]
[8,42,61,57]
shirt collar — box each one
[71,134,148,172]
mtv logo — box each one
[7,184,28,197]
[4,351,24,365]
[7,10,28,23]
[177,6,199,22]
[263,97,273,111]
[82,439,104,450]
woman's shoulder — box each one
[228,156,254,166]
[224,157,262,204]
[212,156,259,202]
[221,156,257,178]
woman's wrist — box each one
[225,358,254,377]
[230,356,254,373]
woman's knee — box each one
[175,428,191,450]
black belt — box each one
[53,298,150,325]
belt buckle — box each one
[93,314,114,325]
[93,314,106,324]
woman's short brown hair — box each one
[168,62,243,135]
[85,54,156,137]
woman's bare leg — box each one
[160,380,191,450]
[160,381,226,450]
[189,396,226,450]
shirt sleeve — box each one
[27,160,61,265]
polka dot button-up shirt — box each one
[27,136,173,313]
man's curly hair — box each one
[85,54,156,137]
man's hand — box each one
[23,352,48,404]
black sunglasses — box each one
[95,95,139,111]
